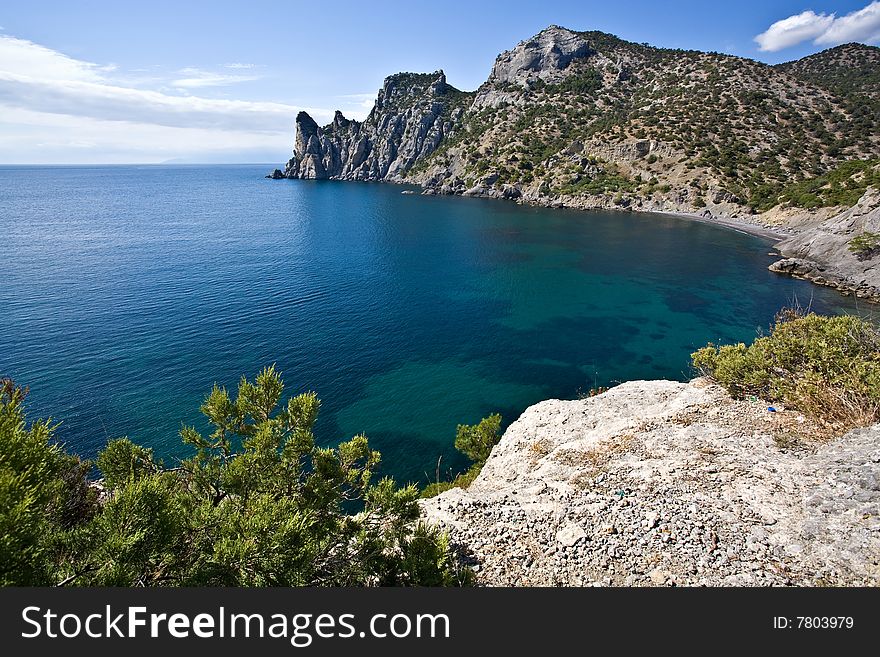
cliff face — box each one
[283,71,472,181]
[474,24,597,99]
[277,25,878,223]
[420,379,880,586]
[769,185,880,301]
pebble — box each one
[420,380,880,587]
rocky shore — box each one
[423,181,791,241]
[270,24,879,304]
[768,188,880,303]
[420,379,880,586]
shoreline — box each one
[515,188,794,242]
[398,177,795,243]
[516,193,794,242]
[652,209,790,242]
[273,173,792,243]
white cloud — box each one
[171,66,262,89]
[816,1,880,45]
[0,105,292,163]
[0,71,326,132]
[336,92,377,112]
[754,10,834,52]
[0,33,383,162]
[755,2,880,52]
[0,34,114,81]
[0,33,351,162]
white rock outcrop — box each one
[283,72,468,182]
[770,186,880,302]
[421,379,880,586]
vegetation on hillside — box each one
[753,159,880,212]
[409,30,879,213]
[848,231,880,261]
[0,369,472,586]
[421,414,502,499]
[692,311,880,432]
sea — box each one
[0,164,870,483]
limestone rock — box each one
[556,523,586,547]
[770,187,880,303]
[282,71,470,182]
[484,25,593,89]
[421,379,880,586]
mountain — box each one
[770,187,880,302]
[777,43,880,102]
[279,26,879,220]
[282,71,472,181]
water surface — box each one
[1,165,869,482]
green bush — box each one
[773,160,880,211]
[95,438,158,490]
[420,466,481,499]
[848,231,880,260]
[421,413,502,499]
[692,312,880,430]
[0,380,95,585]
[0,369,472,586]
[454,413,502,464]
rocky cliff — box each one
[276,25,878,223]
[273,25,880,302]
[282,71,472,181]
[420,379,880,586]
[769,185,880,302]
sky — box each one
[1,1,878,164]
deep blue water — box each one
[0,164,871,483]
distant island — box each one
[271,25,880,302]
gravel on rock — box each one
[420,379,880,586]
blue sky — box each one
[1,1,878,163]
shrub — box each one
[0,380,96,585]
[421,413,502,498]
[692,312,880,431]
[454,413,502,464]
[96,438,159,490]
[0,369,472,586]
[775,160,880,210]
[848,231,880,261]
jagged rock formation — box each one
[274,25,879,301]
[421,379,880,586]
[283,71,472,181]
[769,186,880,302]
[277,25,878,222]
[475,24,596,97]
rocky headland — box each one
[281,71,471,182]
[420,379,880,586]
[769,187,880,302]
[273,25,879,301]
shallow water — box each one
[1,164,870,483]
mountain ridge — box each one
[283,26,880,216]
[281,70,472,181]
[276,25,879,226]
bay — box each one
[0,164,869,483]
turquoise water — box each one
[0,164,870,483]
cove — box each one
[0,164,870,484]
